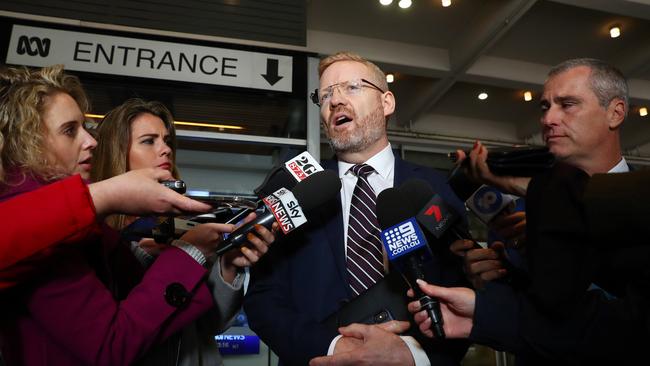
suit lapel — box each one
[394,151,416,187]
[320,160,352,297]
[320,153,418,299]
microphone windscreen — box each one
[377,187,413,230]
[398,179,435,213]
[254,166,297,198]
[291,170,341,213]
[448,171,481,202]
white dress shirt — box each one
[609,157,629,173]
[338,143,395,253]
[327,143,431,366]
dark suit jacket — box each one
[469,163,650,365]
[244,153,469,365]
[584,169,650,243]
[0,172,214,366]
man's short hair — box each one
[318,51,389,92]
[548,58,628,116]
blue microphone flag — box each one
[381,217,429,261]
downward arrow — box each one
[262,59,283,86]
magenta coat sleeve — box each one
[0,175,98,290]
[10,245,213,366]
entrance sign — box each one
[7,24,293,92]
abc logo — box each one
[16,36,51,57]
[472,186,503,214]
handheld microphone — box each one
[388,179,515,239]
[215,170,341,256]
[254,151,324,198]
[397,179,473,246]
[377,187,445,339]
[217,151,326,227]
[465,185,517,225]
[447,145,555,177]
[407,179,523,284]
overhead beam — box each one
[548,0,650,21]
[400,0,539,126]
[306,30,449,77]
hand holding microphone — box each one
[449,142,534,197]
[397,177,513,283]
[215,170,341,256]
[377,185,446,339]
[406,280,476,339]
[216,151,326,227]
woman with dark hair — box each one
[91,98,275,365]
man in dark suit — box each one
[409,163,650,365]
[244,52,469,366]
[582,169,650,241]
[408,59,650,364]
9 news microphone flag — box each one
[377,186,446,339]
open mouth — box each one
[333,114,353,126]
[79,157,92,165]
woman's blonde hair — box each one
[91,98,179,229]
[0,65,89,185]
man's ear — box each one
[382,91,396,117]
[607,98,626,130]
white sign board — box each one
[7,24,293,92]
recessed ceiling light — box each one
[398,0,412,9]
[609,25,621,38]
[524,91,533,102]
[379,0,393,5]
[386,73,394,83]
[478,92,488,100]
[441,0,451,7]
[640,107,648,117]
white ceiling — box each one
[305,0,650,164]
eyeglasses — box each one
[310,78,385,107]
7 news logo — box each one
[16,36,51,57]
[416,194,456,239]
[423,204,442,221]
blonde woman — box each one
[0,65,227,366]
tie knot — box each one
[351,164,374,178]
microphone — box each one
[448,145,555,177]
[254,151,324,197]
[408,179,517,244]
[213,152,325,227]
[397,179,472,246]
[215,170,341,256]
[377,186,446,339]
[465,185,517,225]
[406,179,524,284]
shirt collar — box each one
[338,143,394,179]
[608,157,629,173]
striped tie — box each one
[346,164,384,297]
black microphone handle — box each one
[224,199,262,225]
[406,256,446,339]
[417,291,445,339]
[215,213,276,256]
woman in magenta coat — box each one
[0,65,261,366]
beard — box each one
[326,106,386,153]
